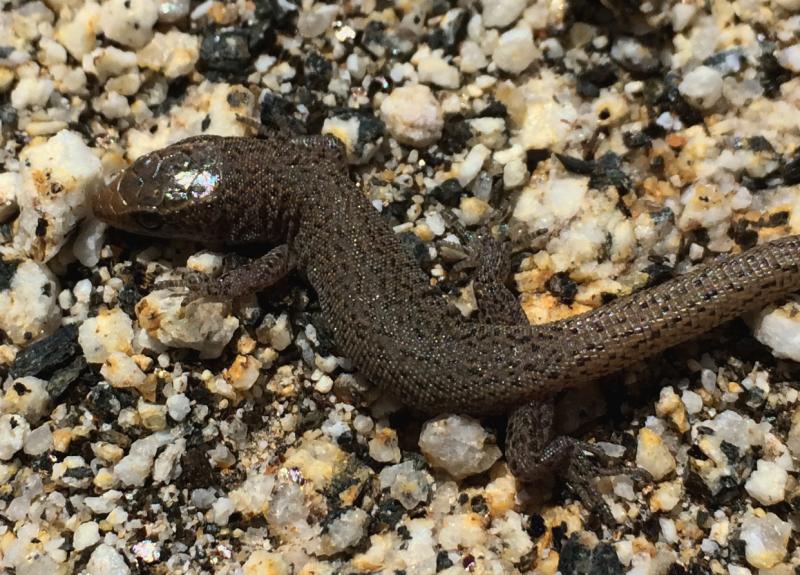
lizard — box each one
[92,132,800,522]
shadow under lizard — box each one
[92,133,800,522]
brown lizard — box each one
[92,133,800,522]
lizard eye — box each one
[134,212,164,231]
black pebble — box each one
[546,272,578,305]
[439,115,472,154]
[199,30,252,76]
[304,51,333,91]
[430,178,463,207]
[10,324,79,379]
[427,8,468,55]
[559,535,625,575]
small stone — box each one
[138,401,168,431]
[419,415,501,479]
[438,512,487,550]
[14,130,103,263]
[752,300,800,362]
[745,460,788,506]
[199,30,251,75]
[74,521,101,551]
[322,508,369,554]
[0,414,29,460]
[379,460,431,509]
[52,455,92,489]
[99,0,159,49]
[0,259,60,346]
[138,31,200,78]
[79,307,135,364]
[24,423,52,455]
[417,54,460,89]
[635,427,676,481]
[2,376,50,423]
[243,550,290,575]
[380,84,444,148]
[649,480,682,513]
[678,66,724,109]
[493,27,537,75]
[256,313,293,351]
[56,2,102,60]
[456,144,491,186]
[87,544,131,575]
[101,352,147,391]
[776,44,800,73]
[212,496,236,525]
[739,512,791,569]
[671,3,696,31]
[298,4,339,38]
[482,0,526,28]
[136,290,239,358]
[610,37,660,74]
[224,354,262,391]
[166,394,191,421]
[157,0,190,22]
[789,407,800,458]
[230,473,275,516]
[682,390,703,414]
[458,196,491,227]
[113,431,172,486]
[153,438,185,483]
[369,426,402,463]
[0,172,19,223]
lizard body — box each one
[93,134,800,519]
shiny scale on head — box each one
[93,138,227,239]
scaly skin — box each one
[94,134,800,520]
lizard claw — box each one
[562,440,652,524]
[152,270,216,306]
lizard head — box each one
[93,136,232,241]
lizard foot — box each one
[153,244,295,306]
[560,438,652,525]
[507,402,651,526]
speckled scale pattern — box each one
[94,135,800,487]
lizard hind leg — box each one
[505,400,650,525]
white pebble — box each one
[745,459,788,506]
[24,423,53,455]
[298,4,339,38]
[777,44,800,73]
[678,66,724,109]
[380,84,444,148]
[417,55,460,90]
[752,300,800,362]
[419,415,501,479]
[0,414,30,460]
[739,512,791,569]
[681,390,703,414]
[87,544,131,575]
[166,394,191,421]
[99,0,159,48]
[635,427,676,480]
[493,27,537,75]
[212,496,236,525]
[457,144,491,186]
[10,77,53,109]
[482,0,526,28]
[74,521,101,551]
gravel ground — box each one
[1,0,800,573]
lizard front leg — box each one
[155,244,296,304]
